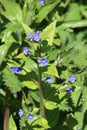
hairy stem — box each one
[38,66,45,118]
[4,105,10,130]
[4,90,10,130]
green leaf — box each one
[45,101,58,110]
[44,64,59,77]
[32,118,49,129]
[9,115,17,130]
[31,91,40,102]
[2,22,22,42]
[75,111,84,129]
[21,22,33,34]
[41,21,56,45]
[0,42,12,65]
[83,87,87,111]
[23,57,37,72]
[35,0,60,23]
[18,72,38,90]
[2,66,22,92]
[0,0,22,21]
[45,108,59,128]
[64,3,81,21]
[62,41,87,68]
[71,87,82,107]
[22,80,37,90]
[66,114,78,129]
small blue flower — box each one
[27,114,34,121]
[18,109,24,117]
[37,58,48,66]
[14,67,22,74]
[27,32,34,42]
[15,31,19,35]
[39,0,45,5]
[23,47,29,55]
[46,77,52,83]
[69,75,76,83]
[10,67,22,74]
[33,32,40,42]
[66,87,73,93]
[10,67,16,73]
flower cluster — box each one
[37,58,48,66]
[10,67,22,74]
[18,109,34,121]
[39,0,45,6]
[27,31,40,42]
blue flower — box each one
[37,58,48,66]
[27,114,34,121]
[14,67,22,74]
[18,109,24,117]
[23,47,29,55]
[10,67,16,73]
[10,67,22,74]
[27,32,34,42]
[46,77,52,83]
[66,87,73,93]
[14,31,19,35]
[27,31,40,42]
[39,0,45,5]
[33,32,40,42]
[69,75,76,83]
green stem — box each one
[38,66,45,118]
[37,43,45,118]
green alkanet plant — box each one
[0,0,87,130]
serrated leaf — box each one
[9,115,17,130]
[2,66,22,92]
[44,64,59,77]
[41,21,56,45]
[45,101,58,110]
[0,0,22,21]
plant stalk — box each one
[38,66,45,118]
[4,90,10,130]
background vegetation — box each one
[0,0,87,130]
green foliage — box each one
[1,0,87,130]
[2,65,22,92]
[9,115,17,130]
